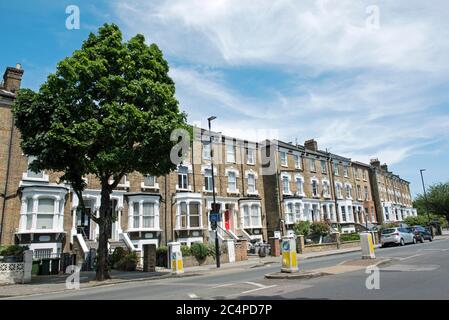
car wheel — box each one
[420,236,425,243]
[400,238,405,246]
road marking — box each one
[398,254,422,261]
[240,285,277,295]
[188,293,199,299]
[244,281,268,288]
[211,283,235,289]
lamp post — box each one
[420,169,433,237]
[208,116,220,268]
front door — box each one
[224,210,230,230]
[77,207,91,239]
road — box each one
[9,238,449,300]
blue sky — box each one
[1,0,448,197]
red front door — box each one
[224,210,230,230]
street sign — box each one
[209,212,221,222]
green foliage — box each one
[181,245,192,257]
[310,221,330,236]
[293,221,311,236]
[110,247,128,269]
[190,242,210,260]
[404,215,429,227]
[340,233,360,242]
[414,182,449,223]
[12,23,188,279]
[0,245,27,257]
[380,222,399,230]
[116,252,138,271]
[156,246,168,255]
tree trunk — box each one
[96,184,112,281]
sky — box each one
[1,0,448,197]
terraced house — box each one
[369,159,416,224]
[0,64,417,259]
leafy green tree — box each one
[414,182,449,226]
[310,221,330,236]
[293,221,310,236]
[12,24,187,280]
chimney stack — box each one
[370,158,381,168]
[304,139,318,151]
[3,64,24,93]
[381,163,389,171]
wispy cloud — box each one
[111,0,449,167]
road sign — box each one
[209,212,221,222]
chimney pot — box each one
[3,65,24,93]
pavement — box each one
[1,233,448,299]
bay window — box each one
[142,203,155,228]
[26,198,33,230]
[189,203,200,228]
[177,201,202,229]
[37,199,54,230]
[250,205,261,227]
[241,204,261,228]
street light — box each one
[420,169,433,237]
[208,116,220,268]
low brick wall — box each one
[183,254,229,268]
[339,240,361,249]
[0,263,25,285]
[235,240,248,262]
[301,240,360,254]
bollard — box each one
[360,232,375,259]
[167,242,184,274]
[281,237,298,273]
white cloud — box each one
[112,0,449,166]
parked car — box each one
[410,225,433,243]
[381,227,416,247]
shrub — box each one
[310,222,330,236]
[404,215,428,227]
[380,222,399,230]
[156,246,168,255]
[181,245,192,257]
[156,246,168,268]
[111,247,127,269]
[190,242,210,260]
[117,252,138,271]
[293,221,311,236]
[0,245,27,257]
[340,233,360,242]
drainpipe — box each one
[0,114,15,245]
[240,141,245,197]
[164,175,168,245]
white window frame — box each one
[295,176,304,196]
[226,143,236,163]
[311,179,319,197]
[247,173,257,195]
[176,200,202,230]
[247,147,256,165]
[294,154,301,169]
[280,151,288,167]
[226,169,239,194]
[309,159,316,172]
[141,175,159,190]
[203,142,211,160]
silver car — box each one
[381,227,416,247]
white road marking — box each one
[188,293,199,299]
[240,285,277,295]
[243,281,268,288]
[211,283,235,289]
[398,254,422,261]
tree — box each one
[414,182,449,226]
[293,221,310,237]
[12,24,188,281]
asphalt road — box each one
[10,237,449,300]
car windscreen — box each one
[382,229,396,234]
